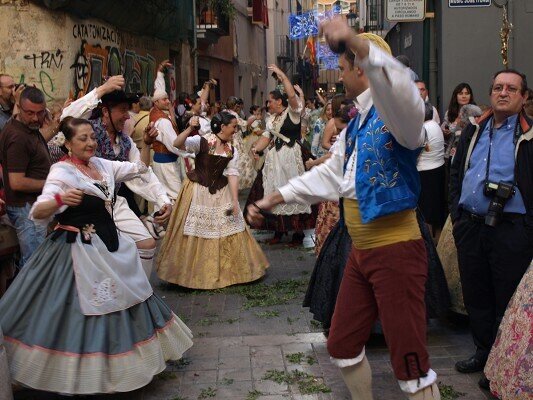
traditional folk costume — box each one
[149,107,191,201]
[61,92,172,277]
[246,103,317,235]
[310,118,341,255]
[277,44,440,398]
[157,133,268,289]
[436,216,466,314]
[0,158,192,394]
[244,118,266,171]
[0,328,11,400]
[151,71,193,199]
[227,110,256,189]
[485,263,532,400]
[305,210,450,331]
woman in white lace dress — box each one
[245,65,317,245]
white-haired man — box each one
[149,60,192,200]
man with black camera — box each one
[449,69,533,389]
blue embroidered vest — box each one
[344,106,421,224]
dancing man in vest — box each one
[61,76,172,278]
[247,17,440,400]
[150,60,193,200]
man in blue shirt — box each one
[449,69,532,390]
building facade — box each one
[197,0,269,108]
[0,0,195,104]
[387,1,533,115]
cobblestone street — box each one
[14,235,496,400]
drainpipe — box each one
[427,0,438,107]
[193,0,199,89]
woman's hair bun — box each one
[211,111,236,134]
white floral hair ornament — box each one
[52,131,66,147]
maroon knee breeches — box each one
[327,239,431,381]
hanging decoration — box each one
[498,3,513,68]
[289,10,319,39]
[288,4,342,40]
[317,42,337,59]
[319,56,339,70]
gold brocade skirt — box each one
[156,180,269,289]
[436,216,466,315]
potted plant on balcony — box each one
[207,0,236,19]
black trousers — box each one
[453,213,533,361]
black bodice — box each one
[53,194,119,252]
[274,112,301,151]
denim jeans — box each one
[6,203,47,268]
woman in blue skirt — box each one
[0,117,193,395]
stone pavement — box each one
[14,236,497,400]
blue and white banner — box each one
[288,5,342,40]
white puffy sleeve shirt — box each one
[279,43,425,205]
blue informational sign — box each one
[449,0,491,7]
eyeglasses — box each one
[492,84,520,94]
[18,104,47,118]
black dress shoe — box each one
[455,355,486,373]
[478,375,490,390]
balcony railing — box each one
[196,1,230,39]
[364,0,384,33]
[277,35,294,61]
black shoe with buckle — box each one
[455,355,486,373]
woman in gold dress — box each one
[156,112,268,289]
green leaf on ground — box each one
[172,279,308,310]
[235,279,308,309]
[196,316,241,326]
[168,357,191,369]
[310,320,322,330]
[286,316,300,324]
[254,310,280,318]
[198,386,217,399]
[156,371,177,381]
[286,352,305,363]
[246,389,263,400]
[262,369,331,395]
[285,352,317,365]
[220,377,234,385]
[438,383,465,400]
[306,355,317,365]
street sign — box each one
[386,0,426,22]
[449,0,491,7]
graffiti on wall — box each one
[23,49,65,70]
[19,49,65,101]
[70,40,156,98]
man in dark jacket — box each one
[449,69,532,389]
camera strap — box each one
[484,116,520,187]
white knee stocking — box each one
[340,355,374,400]
[138,247,156,279]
